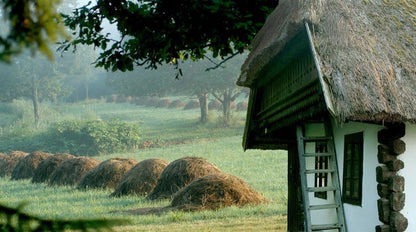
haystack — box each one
[0,151,29,177]
[77,157,138,190]
[110,159,169,197]
[236,101,248,111]
[183,100,200,110]
[171,173,266,210]
[48,157,100,186]
[208,100,222,111]
[155,99,172,108]
[168,99,186,109]
[10,151,53,180]
[147,157,222,200]
[32,153,75,184]
[145,97,160,107]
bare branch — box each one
[205,51,240,71]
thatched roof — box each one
[238,0,416,123]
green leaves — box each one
[0,0,69,62]
[60,0,279,72]
[47,118,141,156]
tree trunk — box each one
[198,93,208,123]
[84,81,89,101]
[31,75,40,128]
[222,89,232,124]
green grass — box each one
[0,99,288,231]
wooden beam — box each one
[388,175,405,193]
[377,183,390,198]
[376,166,396,183]
[386,159,404,172]
[375,225,390,232]
[377,198,390,224]
[377,144,398,164]
[390,192,405,212]
[390,212,408,232]
[378,124,405,143]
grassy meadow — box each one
[0,98,288,231]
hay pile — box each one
[147,157,222,200]
[77,158,138,190]
[168,99,186,109]
[110,159,169,197]
[0,151,29,177]
[32,153,75,184]
[236,101,248,111]
[145,97,160,107]
[208,100,222,111]
[48,157,100,186]
[183,100,200,110]
[155,99,172,108]
[11,151,53,180]
[171,173,266,210]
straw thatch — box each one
[168,99,186,109]
[11,151,53,180]
[0,151,29,177]
[48,157,100,186]
[110,158,169,197]
[77,157,138,190]
[32,153,75,184]
[238,0,416,124]
[183,100,200,110]
[147,157,222,200]
[171,173,266,210]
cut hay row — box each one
[11,151,53,180]
[32,153,75,184]
[48,157,100,186]
[2,153,266,214]
[147,156,222,200]
[0,151,29,177]
[110,158,169,197]
[77,158,138,190]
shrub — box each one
[46,118,141,156]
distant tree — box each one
[60,0,279,73]
[0,53,76,128]
[107,53,248,124]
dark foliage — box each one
[60,0,279,73]
[0,202,128,231]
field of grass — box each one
[0,99,288,231]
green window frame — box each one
[342,132,364,206]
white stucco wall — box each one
[332,120,384,232]
[399,123,416,231]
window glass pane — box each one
[354,143,360,160]
[343,132,363,206]
[344,180,351,196]
[345,162,351,178]
[353,181,360,199]
[346,144,352,160]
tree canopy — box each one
[0,0,68,62]
[61,0,279,72]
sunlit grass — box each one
[0,99,288,231]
